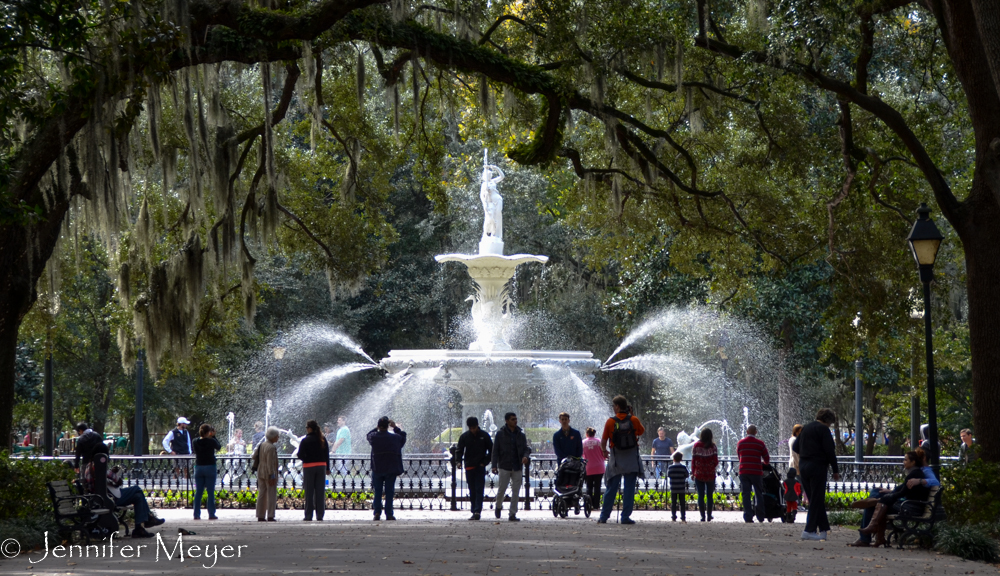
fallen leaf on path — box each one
[402,560,413,564]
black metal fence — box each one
[28,454,935,512]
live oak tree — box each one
[1,0,998,461]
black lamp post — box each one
[907,203,944,474]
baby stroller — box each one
[551,457,591,518]
[761,464,786,522]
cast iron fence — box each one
[21,453,949,512]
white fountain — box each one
[381,151,603,425]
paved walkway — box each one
[3,508,996,575]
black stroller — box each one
[761,464,786,522]
[551,457,591,518]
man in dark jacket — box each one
[73,422,109,472]
[792,408,841,541]
[367,417,406,521]
[456,416,493,520]
[552,412,583,462]
[491,412,531,521]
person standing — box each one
[958,429,977,464]
[491,412,531,521]
[332,415,353,476]
[691,427,718,522]
[792,408,841,541]
[667,452,689,522]
[598,395,645,524]
[788,424,803,475]
[254,426,280,521]
[297,420,330,521]
[192,423,221,520]
[582,427,605,509]
[456,416,493,520]
[162,417,193,455]
[552,412,583,462]
[73,422,109,472]
[228,428,246,455]
[651,427,675,483]
[163,417,193,480]
[367,417,406,521]
[736,425,770,523]
[251,421,266,450]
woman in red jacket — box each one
[691,428,719,522]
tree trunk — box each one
[0,204,71,442]
[956,194,1000,462]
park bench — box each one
[886,486,944,549]
[47,480,128,543]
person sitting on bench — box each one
[854,450,930,547]
[83,460,165,538]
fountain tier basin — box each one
[381,350,602,425]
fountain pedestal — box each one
[434,253,548,352]
[380,349,601,427]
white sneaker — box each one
[817,531,827,541]
[801,530,822,541]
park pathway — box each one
[2,509,995,575]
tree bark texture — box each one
[937,0,1000,462]
[0,201,71,449]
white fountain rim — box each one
[434,253,549,264]
[383,349,595,360]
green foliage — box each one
[827,509,863,526]
[941,461,1000,525]
[0,453,76,520]
[934,523,1000,563]
[0,516,61,552]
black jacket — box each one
[74,430,108,468]
[297,434,331,472]
[193,436,222,466]
[491,425,532,471]
[793,421,839,475]
[457,429,493,468]
[889,466,930,502]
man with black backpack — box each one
[598,395,645,524]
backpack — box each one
[612,416,637,450]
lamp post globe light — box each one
[907,203,944,473]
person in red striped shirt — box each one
[736,425,770,523]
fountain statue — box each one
[381,150,603,428]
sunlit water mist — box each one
[274,362,379,413]
[536,365,606,431]
[343,368,459,453]
[216,324,380,444]
[601,307,783,449]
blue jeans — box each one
[695,479,715,520]
[115,486,151,524]
[739,473,765,522]
[194,465,217,518]
[372,473,397,518]
[599,472,638,522]
[857,488,882,543]
[466,466,486,514]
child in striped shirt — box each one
[667,452,689,522]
